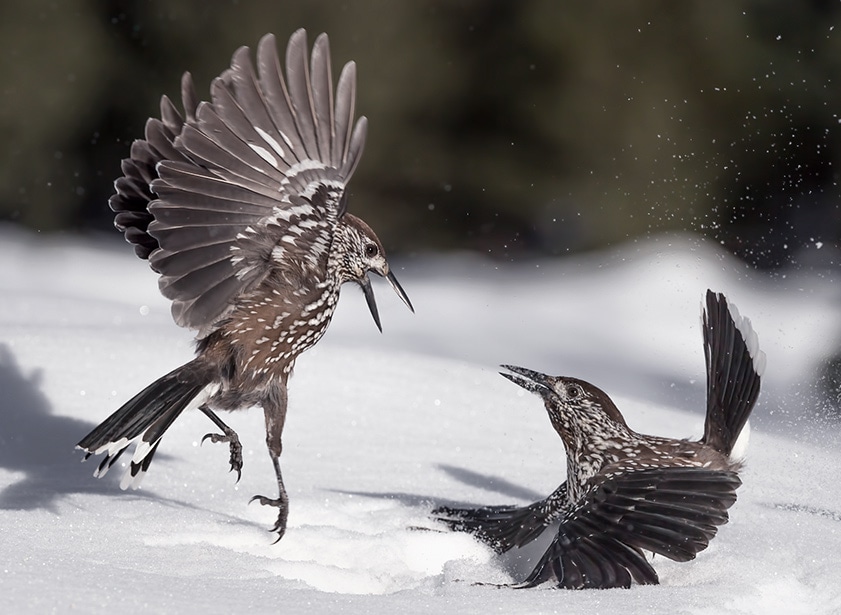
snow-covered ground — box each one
[1,225,840,614]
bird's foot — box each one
[201,426,243,482]
[249,494,288,542]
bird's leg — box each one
[250,453,289,541]
[199,404,243,481]
[249,382,289,542]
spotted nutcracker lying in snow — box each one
[435,290,764,589]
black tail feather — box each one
[702,290,765,457]
[77,361,207,487]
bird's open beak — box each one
[499,364,553,396]
[359,269,414,333]
[385,270,414,313]
[359,275,383,332]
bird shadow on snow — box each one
[0,344,190,514]
[330,463,543,510]
[434,464,544,503]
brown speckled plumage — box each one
[435,290,764,589]
[77,30,412,542]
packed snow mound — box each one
[1,226,840,613]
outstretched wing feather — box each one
[256,33,308,165]
[283,29,319,161]
[518,467,741,589]
[309,33,334,163]
[333,62,357,170]
[110,30,366,332]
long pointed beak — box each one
[499,364,553,396]
[359,275,382,332]
[386,270,414,313]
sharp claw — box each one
[272,528,286,542]
[202,432,227,445]
[269,517,287,541]
[248,495,288,541]
[200,431,242,482]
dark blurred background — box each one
[1,0,840,267]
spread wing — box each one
[110,29,367,333]
[433,483,569,553]
[110,73,199,260]
[517,467,742,589]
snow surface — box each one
[1,225,840,614]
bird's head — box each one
[336,213,413,331]
[499,365,630,451]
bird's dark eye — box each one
[365,243,379,258]
[566,385,581,399]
